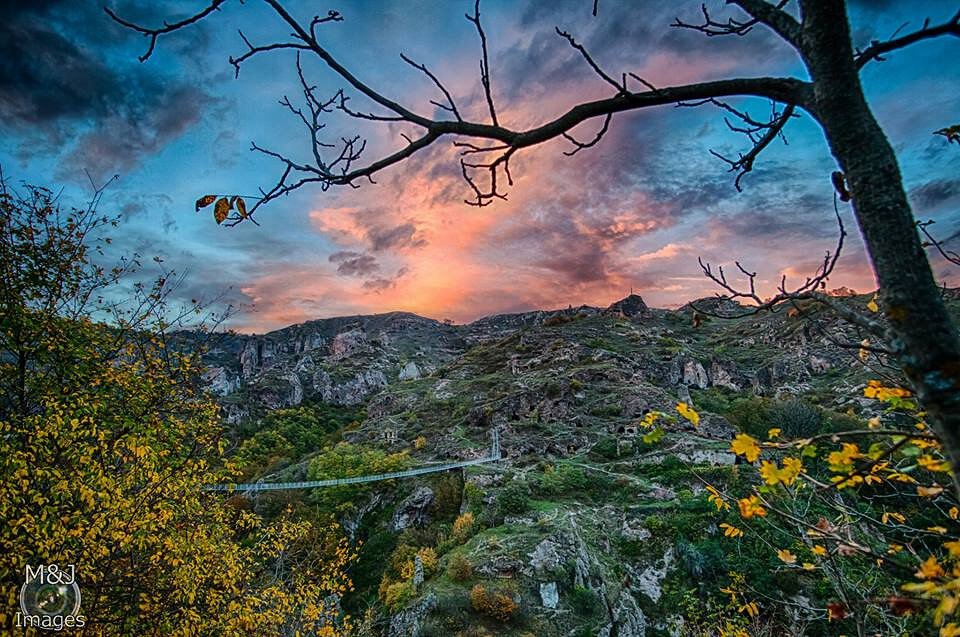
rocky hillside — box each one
[196,291,960,636]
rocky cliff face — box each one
[198,294,861,415]
[193,291,928,636]
[185,312,471,418]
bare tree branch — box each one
[673,0,798,48]
[680,98,797,190]
[106,1,960,219]
[855,9,960,69]
[562,112,613,156]
[554,27,625,94]
[465,0,499,126]
[229,32,311,79]
[727,0,801,48]
[399,53,462,121]
[107,1,813,216]
[918,219,960,266]
[104,1,228,62]
[693,197,891,337]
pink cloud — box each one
[225,9,890,333]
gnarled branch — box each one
[855,9,960,69]
[109,1,808,219]
[693,197,888,337]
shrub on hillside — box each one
[431,473,464,519]
[383,580,415,611]
[470,583,518,621]
[723,396,773,439]
[569,586,601,617]
[770,398,822,438]
[452,512,476,543]
[497,480,531,515]
[447,554,474,582]
[543,313,575,326]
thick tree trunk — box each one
[800,0,960,486]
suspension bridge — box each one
[203,428,501,493]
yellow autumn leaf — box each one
[706,485,730,511]
[759,457,803,486]
[918,485,945,497]
[864,380,911,401]
[738,601,759,617]
[916,555,945,580]
[767,427,781,439]
[882,511,906,525]
[737,495,767,519]
[812,544,827,557]
[676,402,700,427]
[641,411,660,428]
[720,523,743,538]
[950,507,958,520]
[918,454,950,472]
[827,443,860,472]
[730,434,761,462]
[777,549,797,564]
[941,623,960,637]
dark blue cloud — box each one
[0,0,216,181]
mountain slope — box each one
[196,292,957,636]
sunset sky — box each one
[2,0,959,333]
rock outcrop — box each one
[391,486,434,531]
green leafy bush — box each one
[497,480,531,515]
[569,586,600,617]
[431,473,464,520]
[306,443,410,512]
[771,398,822,438]
[537,464,601,496]
[591,436,622,460]
[235,403,363,472]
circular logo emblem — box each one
[20,566,81,620]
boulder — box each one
[528,538,563,576]
[201,366,238,396]
[669,356,709,389]
[709,360,742,390]
[539,581,559,609]
[391,487,434,531]
[388,592,437,637]
[312,369,388,405]
[398,361,421,381]
[599,589,647,637]
[329,328,368,361]
[683,360,709,388]
[633,546,674,603]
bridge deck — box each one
[204,429,501,493]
